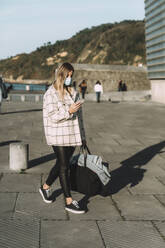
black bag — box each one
[70,146,102,196]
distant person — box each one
[7,84,13,93]
[118,80,123,91]
[79,80,87,99]
[0,77,8,114]
[122,83,127,91]
[0,83,2,114]
[94,81,103,103]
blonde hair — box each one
[54,62,74,99]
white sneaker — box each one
[39,186,52,203]
[65,200,85,214]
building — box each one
[145,0,165,103]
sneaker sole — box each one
[65,207,85,214]
[39,188,52,204]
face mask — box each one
[64,76,72,86]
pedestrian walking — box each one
[40,62,86,214]
[122,82,127,91]
[79,80,87,99]
[118,80,123,91]
[0,84,2,114]
[94,81,103,103]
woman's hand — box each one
[69,102,81,114]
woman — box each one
[94,81,103,103]
[39,62,86,214]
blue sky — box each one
[0,0,145,59]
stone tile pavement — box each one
[0,101,165,247]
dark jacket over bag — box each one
[0,81,8,99]
[70,146,111,196]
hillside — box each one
[0,20,146,80]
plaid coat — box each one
[43,85,86,146]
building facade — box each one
[145,0,165,103]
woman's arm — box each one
[44,93,73,123]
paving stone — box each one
[154,221,165,239]
[158,163,165,172]
[114,138,141,146]
[0,147,9,171]
[88,143,114,154]
[0,174,41,192]
[0,218,39,248]
[41,220,104,248]
[14,193,66,220]
[128,176,165,195]
[155,195,165,207]
[111,145,144,154]
[68,194,121,220]
[137,137,165,146]
[91,137,119,146]
[112,195,165,220]
[157,176,165,186]
[147,155,165,168]
[1,101,165,245]
[144,165,165,177]
[0,193,17,218]
[159,151,165,160]
[98,221,165,248]
[29,141,52,155]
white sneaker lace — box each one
[72,200,79,209]
[45,188,51,198]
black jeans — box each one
[46,146,75,198]
[81,90,86,99]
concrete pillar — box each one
[151,80,165,104]
[9,142,29,171]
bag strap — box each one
[80,144,91,155]
[85,145,91,155]
[80,144,91,168]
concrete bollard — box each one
[21,95,25,102]
[35,95,40,102]
[9,142,29,171]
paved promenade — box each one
[0,100,165,248]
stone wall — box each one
[4,64,150,93]
[73,68,150,92]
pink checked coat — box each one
[43,85,85,146]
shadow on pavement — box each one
[0,140,21,147]
[28,153,56,168]
[2,109,42,115]
[101,140,165,196]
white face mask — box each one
[64,76,72,86]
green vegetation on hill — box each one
[0,20,146,80]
